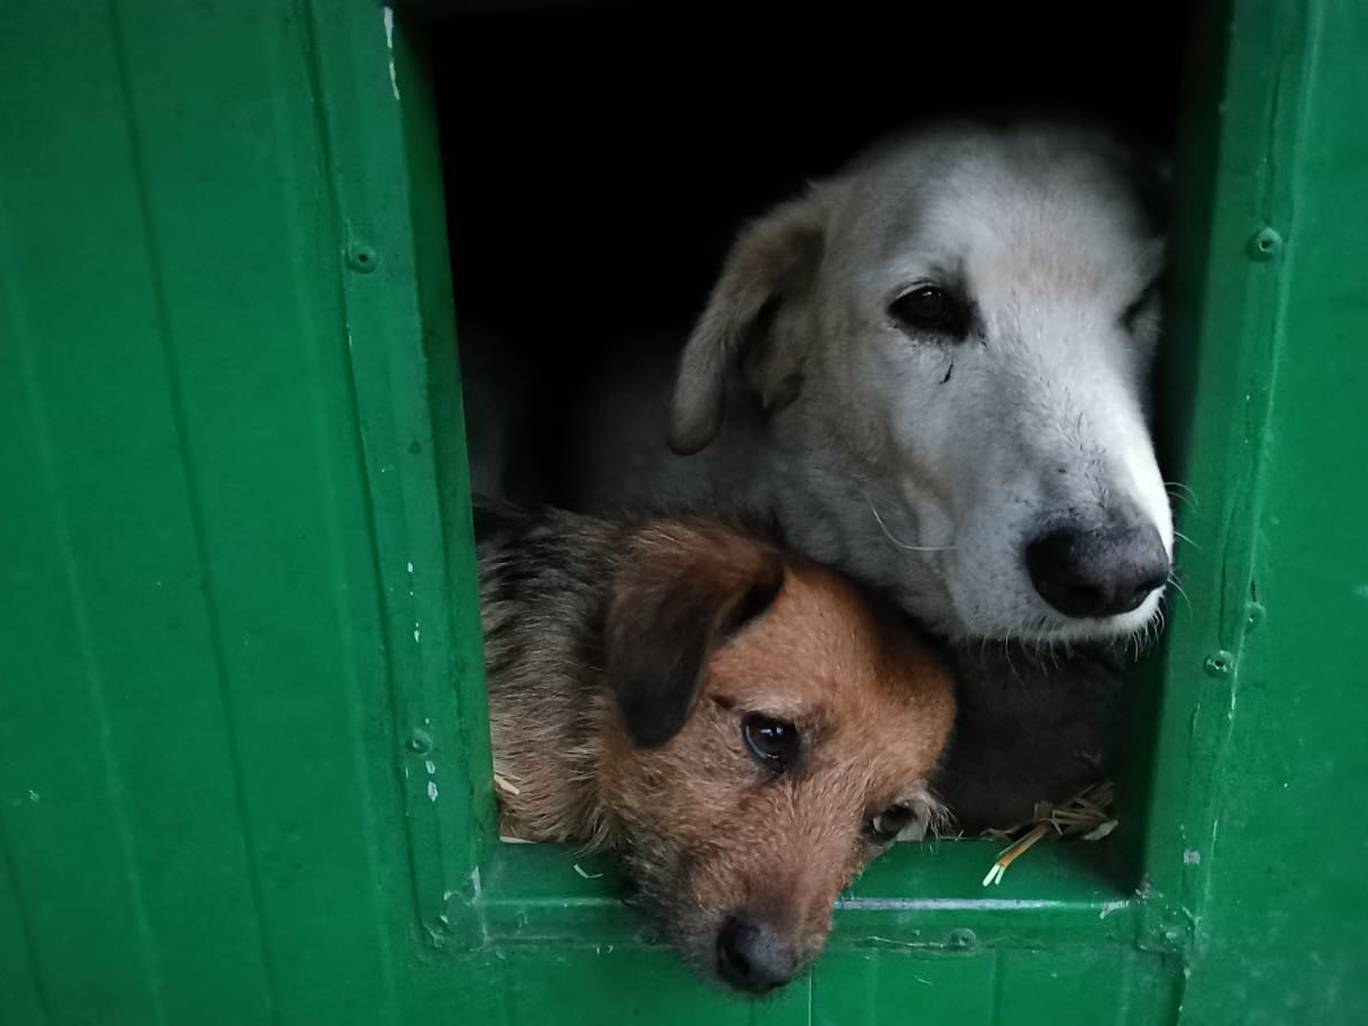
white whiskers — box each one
[864,494,956,553]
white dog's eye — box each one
[889,285,967,339]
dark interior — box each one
[432,0,1187,404]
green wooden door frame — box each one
[1,1,1364,1023]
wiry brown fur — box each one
[477,503,956,988]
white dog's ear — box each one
[668,192,828,455]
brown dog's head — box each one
[598,521,956,994]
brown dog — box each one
[477,503,956,992]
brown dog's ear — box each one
[668,191,829,455]
[604,528,784,747]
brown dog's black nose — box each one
[716,916,795,993]
[1026,522,1169,619]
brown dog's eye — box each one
[889,285,966,339]
[866,804,914,843]
[742,713,801,773]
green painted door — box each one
[1,2,1363,1023]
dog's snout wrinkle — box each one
[1025,521,1169,619]
[716,915,797,994]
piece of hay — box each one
[981,781,1117,887]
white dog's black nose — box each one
[716,916,795,993]
[1026,523,1170,619]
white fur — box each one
[567,121,1173,643]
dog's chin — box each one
[1041,589,1167,646]
[624,849,811,995]
[950,587,1167,647]
[662,911,819,998]
[667,920,778,997]
[706,948,816,1000]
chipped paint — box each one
[837,898,1063,911]
[424,759,436,775]
[1184,849,1202,865]
[382,8,400,101]
[1099,899,1127,920]
[426,780,438,801]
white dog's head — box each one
[669,121,1172,643]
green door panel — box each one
[1172,0,1368,1020]
[814,948,1178,1026]
[1,0,1364,1023]
[1,2,423,1022]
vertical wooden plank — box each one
[492,948,808,1026]
[0,4,274,1022]
[107,1,411,1021]
[2,1,448,1022]
[994,948,1127,1026]
[1123,0,1314,953]
[301,0,496,946]
[1179,0,1368,1020]
[0,810,51,1025]
[813,949,998,1025]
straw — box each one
[981,781,1117,887]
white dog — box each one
[569,119,1173,646]
[467,119,1174,826]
